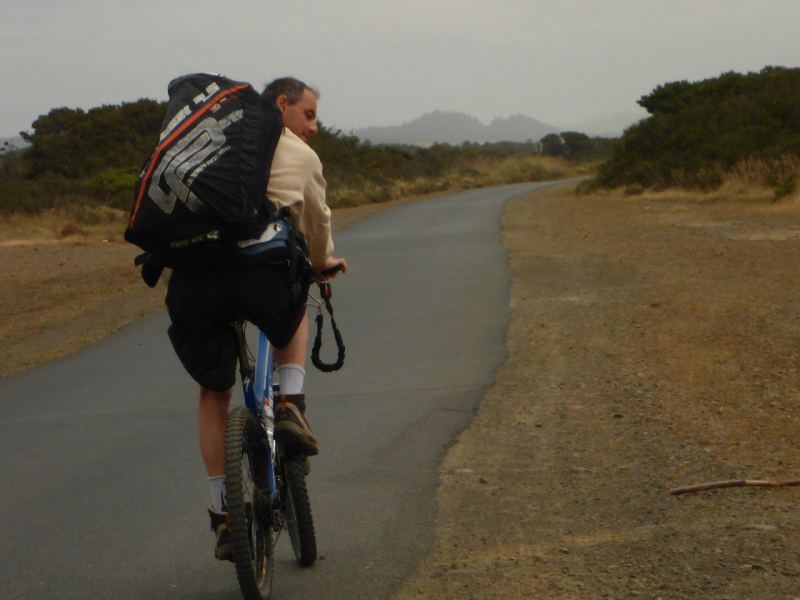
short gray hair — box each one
[262,77,320,106]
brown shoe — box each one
[208,508,233,561]
[275,394,319,456]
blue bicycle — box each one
[224,276,344,600]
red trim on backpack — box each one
[129,83,250,226]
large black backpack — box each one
[125,73,304,286]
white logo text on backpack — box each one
[148,110,243,214]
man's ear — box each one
[275,94,288,115]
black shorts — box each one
[166,265,309,391]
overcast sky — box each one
[2,0,799,137]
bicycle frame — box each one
[235,323,278,504]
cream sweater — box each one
[266,128,334,269]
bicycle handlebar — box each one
[312,265,342,280]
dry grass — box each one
[2,154,579,239]
[622,156,800,201]
[328,154,577,208]
[589,156,800,206]
[0,205,127,243]
[721,155,800,200]
[726,155,800,184]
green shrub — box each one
[87,168,137,209]
[591,66,800,192]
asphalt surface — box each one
[0,181,558,600]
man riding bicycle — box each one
[163,76,347,559]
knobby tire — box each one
[225,407,274,600]
[282,458,317,566]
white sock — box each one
[278,364,305,395]
[208,475,227,513]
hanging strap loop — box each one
[311,280,345,372]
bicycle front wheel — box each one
[225,407,274,600]
[282,458,317,566]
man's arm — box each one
[297,151,354,278]
[300,153,334,270]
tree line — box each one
[0,97,609,215]
[586,66,800,194]
[10,67,791,216]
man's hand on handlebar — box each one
[315,256,348,281]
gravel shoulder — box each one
[394,184,800,599]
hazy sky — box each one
[2,0,799,137]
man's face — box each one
[276,88,318,143]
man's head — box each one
[262,77,319,143]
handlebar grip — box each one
[320,265,342,277]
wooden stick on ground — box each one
[670,479,800,496]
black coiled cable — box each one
[311,282,345,372]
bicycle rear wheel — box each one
[282,457,317,566]
[225,407,274,600]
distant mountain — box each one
[354,110,559,145]
[0,136,29,154]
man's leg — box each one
[198,385,234,560]
[199,386,231,509]
[273,313,309,367]
[273,314,318,455]
[198,386,232,475]
[198,314,309,476]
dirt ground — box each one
[0,199,408,378]
[394,185,800,599]
[0,240,161,377]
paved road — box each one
[0,182,558,600]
